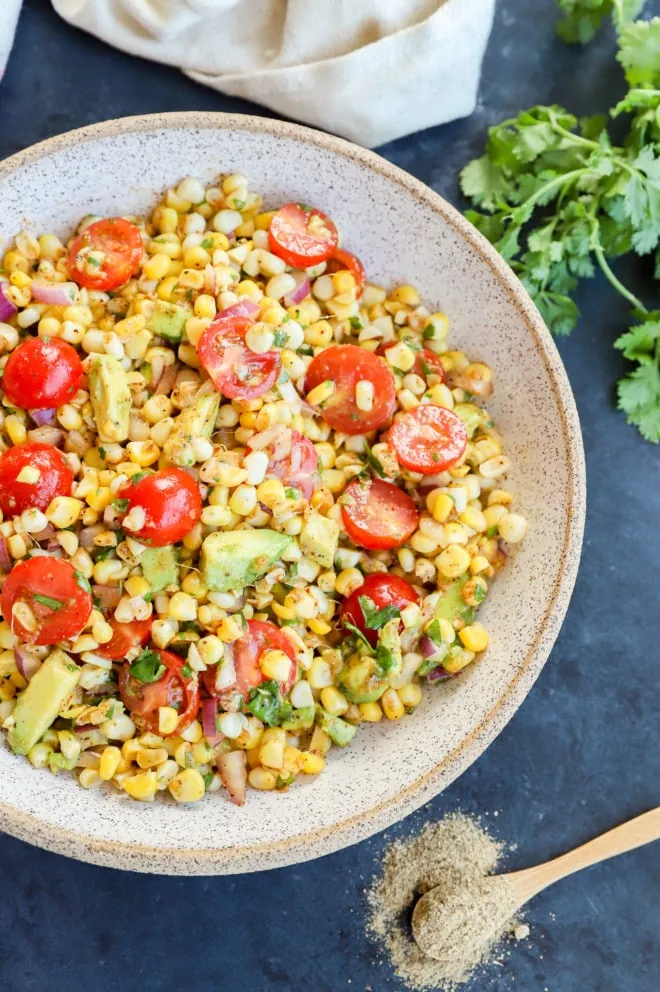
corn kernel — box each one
[260,649,292,683]
[99,746,121,781]
[123,771,158,801]
[397,683,423,708]
[169,767,206,803]
[298,751,325,775]
[158,706,180,735]
[381,688,405,720]
[458,622,489,653]
[320,686,349,717]
[359,701,383,722]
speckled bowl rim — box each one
[0,112,585,874]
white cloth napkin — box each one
[3,0,495,147]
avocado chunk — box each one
[48,752,78,773]
[201,529,293,592]
[88,354,131,443]
[141,545,178,592]
[338,654,387,704]
[299,511,339,569]
[374,618,403,680]
[281,706,315,732]
[8,650,81,756]
[164,385,220,467]
[317,707,357,747]
[147,300,189,342]
[453,402,485,439]
[434,577,473,626]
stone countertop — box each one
[0,1,658,990]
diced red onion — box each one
[419,635,448,663]
[219,299,259,320]
[427,667,454,682]
[284,272,310,307]
[92,584,122,609]
[0,283,17,322]
[0,538,11,572]
[46,540,63,554]
[201,697,222,743]
[154,362,180,396]
[14,646,43,682]
[27,424,64,447]
[79,524,104,549]
[32,524,55,542]
[31,281,78,307]
[29,408,57,427]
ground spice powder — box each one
[366,812,521,990]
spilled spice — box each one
[367,812,523,990]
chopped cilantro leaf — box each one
[129,649,166,684]
[422,325,435,339]
[113,498,130,514]
[285,487,300,499]
[486,525,499,538]
[273,329,289,347]
[349,316,363,330]
[181,662,193,678]
[358,594,401,630]
[33,594,64,611]
[343,620,374,652]
[245,680,292,727]
[203,772,214,789]
[362,441,386,478]
[74,570,92,594]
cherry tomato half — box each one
[341,479,419,551]
[340,573,419,647]
[96,618,152,661]
[305,344,396,435]
[268,203,339,268]
[68,218,143,291]
[376,343,446,383]
[119,649,200,736]
[197,315,281,402]
[119,467,201,547]
[0,443,73,517]
[326,249,366,297]
[341,477,419,551]
[1,557,93,645]
[2,337,83,411]
[202,619,296,699]
[260,429,319,500]
[387,405,467,474]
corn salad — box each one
[0,175,527,805]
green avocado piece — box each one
[88,354,131,443]
[8,650,81,756]
[147,300,190,342]
[453,402,485,439]
[434,577,473,625]
[281,706,315,732]
[317,708,357,747]
[141,545,178,592]
[48,752,78,773]
[338,655,387,704]
[299,512,339,569]
[200,529,293,592]
[164,386,220,467]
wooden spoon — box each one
[412,807,660,961]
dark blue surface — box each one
[1,2,659,990]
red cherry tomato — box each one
[2,337,83,410]
[376,343,446,383]
[96,619,152,661]
[341,477,419,551]
[202,620,296,699]
[326,250,366,297]
[0,443,73,517]
[387,405,468,474]
[340,573,419,647]
[258,429,319,500]
[197,315,281,401]
[305,344,396,435]
[268,203,339,268]
[118,649,200,736]
[1,557,93,645]
[68,218,143,291]
[119,467,201,547]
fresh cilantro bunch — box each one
[460,11,660,441]
[556,0,645,43]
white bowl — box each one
[0,113,585,873]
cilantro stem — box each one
[590,220,648,314]
[519,167,592,212]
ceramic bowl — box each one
[0,113,585,873]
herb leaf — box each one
[357,594,401,631]
[33,594,64,611]
[245,680,292,727]
[129,649,166,684]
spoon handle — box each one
[511,807,660,903]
